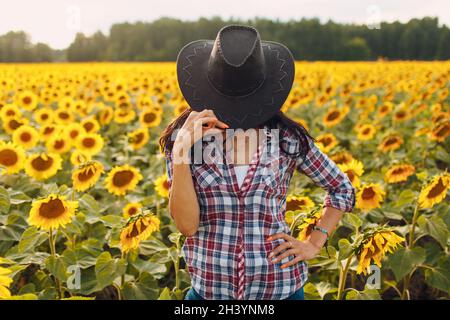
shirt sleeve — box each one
[296,135,356,213]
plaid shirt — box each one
[164,124,355,300]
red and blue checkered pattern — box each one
[164,124,356,300]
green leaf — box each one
[345,288,381,300]
[435,146,450,163]
[132,258,167,279]
[382,210,404,221]
[425,257,450,294]
[386,247,426,281]
[79,194,102,216]
[394,189,416,208]
[99,215,123,228]
[70,267,101,295]
[157,287,173,300]
[45,255,68,281]
[337,239,353,261]
[417,215,448,248]
[9,190,32,205]
[344,212,362,229]
[122,272,159,300]
[18,226,47,253]
[0,186,10,214]
[95,252,126,289]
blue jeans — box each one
[184,286,305,300]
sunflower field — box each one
[0,62,449,300]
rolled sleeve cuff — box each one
[323,186,356,213]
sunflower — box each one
[139,108,162,128]
[429,121,450,142]
[414,127,431,137]
[72,161,104,191]
[128,127,149,150]
[71,100,88,115]
[17,90,38,111]
[59,97,74,110]
[28,194,78,230]
[54,108,75,125]
[323,105,349,127]
[385,164,416,183]
[75,133,104,155]
[0,142,26,174]
[64,123,86,144]
[377,102,393,118]
[154,174,170,198]
[286,195,315,212]
[120,211,160,253]
[25,152,62,180]
[315,133,338,153]
[45,132,72,154]
[2,116,28,135]
[418,172,450,209]
[114,108,136,124]
[12,125,39,149]
[39,124,62,140]
[437,88,448,101]
[70,150,92,166]
[105,164,143,196]
[81,117,100,133]
[122,202,143,219]
[296,209,322,241]
[393,104,412,122]
[0,103,21,120]
[0,266,12,299]
[356,228,405,275]
[330,150,354,165]
[378,134,403,153]
[174,102,190,116]
[98,105,113,125]
[33,107,54,125]
[356,183,386,211]
[356,124,377,141]
[338,159,364,189]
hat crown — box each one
[207,25,266,97]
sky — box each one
[1,0,449,49]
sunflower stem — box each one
[49,227,63,299]
[174,236,181,291]
[401,272,412,300]
[408,202,420,249]
[119,251,127,300]
[337,253,354,300]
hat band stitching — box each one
[264,43,288,93]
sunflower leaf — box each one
[18,226,48,253]
[95,251,126,290]
[122,272,159,300]
[424,257,450,294]
[337,238,353,260]
[417,215,448,249]
[45,255,68,282]
[0,186,10,214]
[386,247,426,281]
[394,189,416,208]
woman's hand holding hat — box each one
[173,109,229,163]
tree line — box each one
[1,16,449,62]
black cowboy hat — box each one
[176,24,295,129]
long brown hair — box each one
[159,108,316,160]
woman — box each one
[160,25,356,300]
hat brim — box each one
[176,39,295,129]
